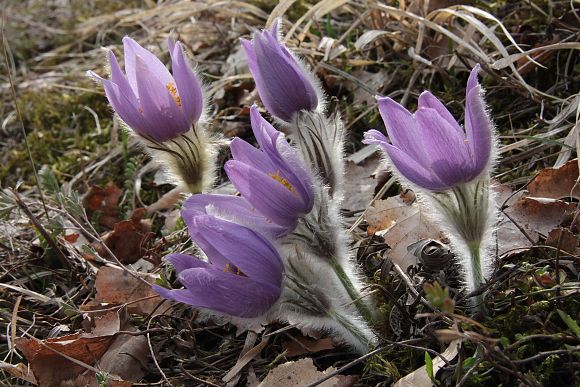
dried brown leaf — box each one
[527,159,580,200]
[258,358,356,387]
[83,182,123,229]
[282,337,335,357]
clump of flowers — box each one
[89,37,217,193]
[364,64,497,312]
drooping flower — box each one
[224,106,314,230]
[363,65,492,192]
[241,19,321,122]
[153,215,284,318]
[89,37,204,142]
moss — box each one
[1,85,113,187]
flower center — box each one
[224,263,244,276]
[268,170,297,194]
[165,82,182,107]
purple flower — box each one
[241,19,319,122]
[225,106,314,229]
[182,194,287,238]
[363,65,492,191]
[152,215,283,318]
[89,37,203,142]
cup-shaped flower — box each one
[152,215,284,318]
[241,19,320,122]
[363,65,492,191]
[89,37,203,142]
[225,106,314,230]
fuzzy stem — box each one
[329,257,375,324]
[331,309,370,352]
[467,242,487,315]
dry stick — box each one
[1,9,48,217]
[146,315,173,387]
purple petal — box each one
[166,253,208,274]
[362,129,389,146]
[383,142,447,190]
[135,56,190,141]
[122,37,173,95]
[152,268,280,318]
[465,65,492,176]
[192,215,284,286]
[225,161,304,227]
[108,51,138,106]
[182,194,287,238]
[171,42,203,123]
[417,91,463,135]
[376,97,425,163]
[230,138,278,173]
[415,107,474,187]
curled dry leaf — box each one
[15,311,148,386]
[92,208,154,265]
[365,194,444,269]
[91,265,162,315]
[499,197,577,255]
[545,228,579,254]
[527,159,580,200]
[83,182,123,228]
[258,358,357,387]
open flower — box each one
[241,19,320,122]
[225,106,314,230]
[89,37,203,142]
[363,65,492,191]
[153,215,284,318]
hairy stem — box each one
[329,258,375,324]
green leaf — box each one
[557,309,580,337]
[425,352,434,380]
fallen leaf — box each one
[282,337,335,357]
[365,195,444,269]
[91,266,162,315]
[527,159,580,200]
[0,361,37,384]
[258,358,357,387]
[342,155,381,213]
[394,339,461,387]
[545,228,578,253]
[83,182,123,228]
[499,197,577,255]
[92,208,154,264]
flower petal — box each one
[376,97,425,163]
[417,91,463,135]
[192,215,284,286]
[170,42,204,123]
[135,55,190,141]
[225,161,304,227]
[152,267,280,318]
[182,194,287,238]
[166,253,208,274]
[122,36,173,94]
[415,107,474,187]
[383,142,447,190]
[465,65,492,176]
[108,51,138,106]
[362,129,388,146]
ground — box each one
[0,0,579,386]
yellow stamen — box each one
[268,170,297,195]
[166,82,182,107]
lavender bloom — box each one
[363,65,492,191]
[241,20,320,122]
[89,37,203,142]
[182,194,287,238]
[153,215,283,318]
[225,106,314,229]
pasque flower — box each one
[153,215,284,318]
[89,37,204,142]
[363,65,492,191]
[225,105,314,230]
[241,19,320,122]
